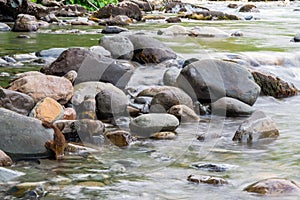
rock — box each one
[0,88,35,115]
[182,58,199,68]
[182,11,239,20]
[167,104,200,122]
[187,175,227,185]
[129,113,179,137]
[0,22,10,31]
[191,163,235,172]
[41,48,91,76]
[251,70,297,98]
[92,1,142,21]
[95,85,128,121]
[30,97,64,122]
[244,178,300,195]
[12,14,39,32]
[41,0,62,7]
[98,15,132,26]
[211,97,255,117]
[231,30,243,37]
[76,95,96,120]
[99,35,134,60]
[239,4,259,12]
[0,167,25,182]
[131,0,153,12]
[166,16,181,23]
[157,25,188,36]
[150,88,194,113]
[89,46,112,57]
[244,15,253,20]
[165,2,209,13]
[188,26,229,38]
[126,35,177,64]
[0,108,53,158]
[36,48,67,58]
[291,33,300,42]
[8,74,73,104]
[105,130,132,147]
[232,111,279,144]
[54,4,87,17]
[228,3,238,9]
[163,66,181,86]
[0,150,12,166]
[7,181,46,198]
[63,107,76,120]
[177,59,260,106]
[150,131,176,140]
[101,26,128,34]
[13,53,37,62]
[63,70,77,83]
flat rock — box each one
[129,113,179,137]
[211,97,255,117]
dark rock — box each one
[12,14,39,32]
[101,26,128,34]
[2,55,16,63]
[126,34,177,64]
[187,175,227,185]
[105,130,132,147]
[231,30,243,37]
[244,15,253,20]
[0,108,53,158]
[131,0,153,12]
[291,33,300,42]
[129,113,179,137]
[251,70,297,98]
[92,1,142,21]
[239,4,259,12]
[166,16,181,23]
[245,178,300,195]
[177,59,260,105]
[0,88,34,115]
[211,97,255,117]
[99,35,133,59]
[233,111,279,144]
[95,84,128,121]
[182,58,199,68]
[192,163,227,172]
[0,22,10,31]
[228,3,238,9]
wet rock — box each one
[0,22,10,31]
[239,4,259,13]
[63,107,76,120]
[211,97,255,117]
[166,16,181,23]
[177,59,260,105]
[129,113,179,137]
[76,95,96,120]
[126,34,177,64]
[183,58,199,68]
[163,66,181,86]
[231,30,243,37]
[0,150,12,166]
[157,25,188,36]
[12,14,39,32]
[7,181,46,198]
[95,85,128,121]
[167,104,200,122]
[0,88,35,115]
[187,175,227,185]
[182,11,239,20]
[99,35,134,60]
[233,111,279,144]
[36,48,67,58]
[244,15,253,20]
[150,131,176,140]
[89,46,111,57]
[2,55,16,63]
[251,70,297,98]
[291,33,300,42]
[92,1,142,21]
[8,74,73,104]
[101,26,128,34]
[228,3,238,9]
[188,26,229,38]
[30,97,64,122]
[98,15,132,26]
[244,178,300,195]
[150,88,194,113]
[165,2,209,13]
[0,108,53,158]
[105,130,132,147]
[0,167,25,182]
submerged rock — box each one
[129,113,179,137]
[211,97,255,117]
[245,178,300,195]
[177,59,260,105]
[232,111,279,144]
[187,175,227,185]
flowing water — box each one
[1,1,300,199]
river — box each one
[0,1,300,199]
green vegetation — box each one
[64,0,118,10]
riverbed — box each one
[1,1,300,199]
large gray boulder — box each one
[129,113,179,137]
[0,108,53,158]
[232,110,279,144]
[177,59,260,105]
[126,35,177,64]
[0,88,35,115]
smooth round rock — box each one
[0,22,11,31]
[167,104,200,122]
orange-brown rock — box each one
[0,149,13,166]
[63,107,76,120]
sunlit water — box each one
[1,1,300,199]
